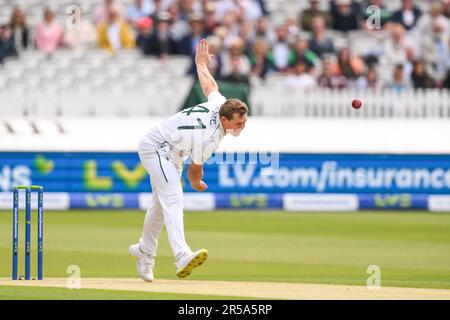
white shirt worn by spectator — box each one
[273,42,290,70]
[220,53,251,77]
[412,14,450,40]
[170,20,190,41]
[107,23,122,51]
[216,0,262,21]
[139,91,227,174]
[126,0,154,23]
[382,35,416,66]
[284,73,317,91]
[64,20,97,50]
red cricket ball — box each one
[352,99,362,109]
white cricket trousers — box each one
[138,149,191,261]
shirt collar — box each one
[219,121,226,137]
[215,112,226,137]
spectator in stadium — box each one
[385,64,411,93]
[179,0,203,21]
[126,0,154,29]
[391,0,422,31]
[9,7,30,52]
[355,64,381,90]
[289,36,319,72]
[254,16,275,44]
[93,0,125,26]
[330,0,361,32]
[140,12,178,57]
[238,21,255,56]
[413,2,449,40]
[383,23,415,66]
[256,0,270,16]
[178,13,206,57]
[285,16,301,40]
[411,60,436,89]
[299,0,333,32]
[0,25,17,63]
[215,0,263,22]
[318,55,348,89]
[360,0,393,30]
[65,8,97,50]
[203,1,220,36]
[149,0,167,22]
[244,0,264,21]
[420,18,450,85]
[336,47,364,80]
[221,11,240,44]
[168,2,190,42]
[308,16,335,59]
[444,0,450,19]
[249,38,274,79]
[284,60,317,91]
[403,46,416,81]
[220,37,251,85]
[35,7,65,54]
[212,25,230,45]
[97,7,136,53]
[136,17,154,54]
[271,24,292,73]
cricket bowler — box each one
[129,38,249,281]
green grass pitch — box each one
[1,210,450,299]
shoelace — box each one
[141,256,154,269]
[176,252,193,268]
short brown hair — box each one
[219,99,248,120]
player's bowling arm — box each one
[187,161,208,192]
[196,64,218,98]
[195,39,218,97]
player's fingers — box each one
[199,39,205,53]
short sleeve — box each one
[191,139,216,165]
[190,130,206,165]
[207,91,227,104]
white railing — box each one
[250,88,450,118]
[0,81,193,117]
[1,86,449,118]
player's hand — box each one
[191,180,208,192]
[195,39,213,66]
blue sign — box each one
[215,193,283,209]
[1,152,450,194]
[358,194,429,210]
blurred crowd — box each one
[1,0,450,91]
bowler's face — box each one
[222,113,247,137]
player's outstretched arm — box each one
[195,38,219,98]
[187,161,208,192]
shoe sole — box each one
[176,249,208,279]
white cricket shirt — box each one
[139,91,227,170]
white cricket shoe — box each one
[129,244,154,282]
[176,249,208,278]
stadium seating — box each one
[0,0,448,118]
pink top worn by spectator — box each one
[35,22,64,53]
